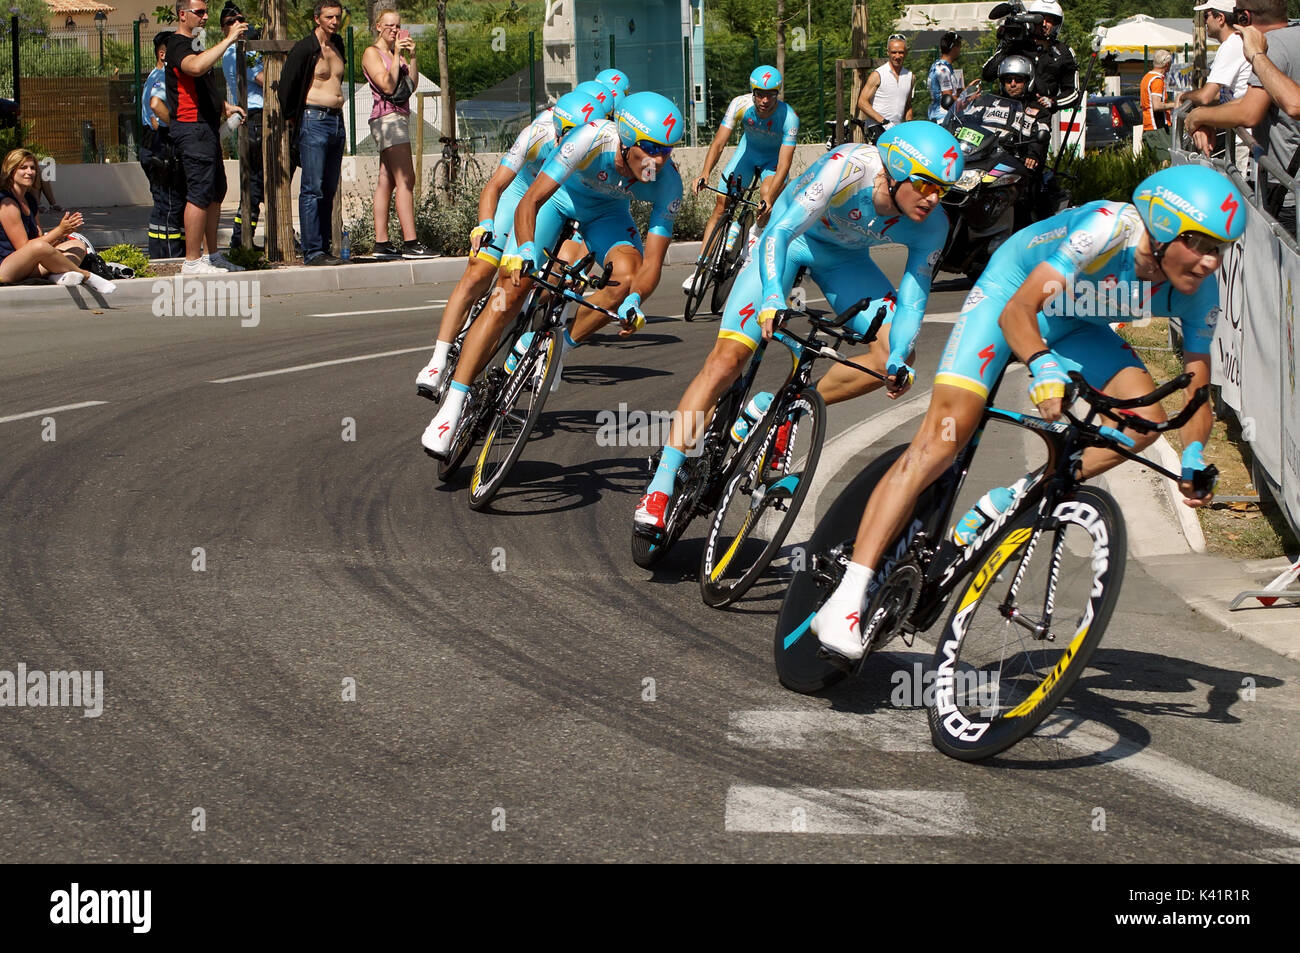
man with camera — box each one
[982,1,1080,116]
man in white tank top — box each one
[857,34,914,128]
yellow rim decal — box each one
[472,430,495,491]
[1002,624,1091,719]
[709,509,756,582]
[955,526,1034,614]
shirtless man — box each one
[281,1,347,264]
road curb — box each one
[0,242,707,314]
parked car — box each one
[1085,95,1143,152]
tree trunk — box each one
[437,0,452,143]
[850,1,869,141]
[776,0,786,83]
[261,0,295,262]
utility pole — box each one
[777,0,786,80]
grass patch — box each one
[1118,318,1299,559]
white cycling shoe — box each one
[810,563,873,661]
[415,363,443,399]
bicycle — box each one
[433,134,489,200]
[823,117,886,150]
[439,220,621,507]
[683,171,762,322]
[774,368,1217,762]
[632,295,891,575]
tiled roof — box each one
[44,0,118,14]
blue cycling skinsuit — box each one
[477,109,557,266]
[935,200,1220,397]
[718,143,948,368]
[506,118,683,263]
[717,94,800,187]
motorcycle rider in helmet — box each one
[981,0,1080,116]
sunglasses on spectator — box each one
[888,34,906,43]
[184,6,209,17]
[1177,231,1229,256]
[634,140,673,157]
[909,175,949,199]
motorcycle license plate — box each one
[955,127,985,147]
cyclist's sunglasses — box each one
[1177,231,1229,256]
[634,139,673,157]
[909,174,949,199]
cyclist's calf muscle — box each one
[437,257,497,343]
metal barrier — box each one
[1169,104,1300,551]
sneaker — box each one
[415,364,443,401]
[182,256,224,275]
[401,241,438,259]
[307,254,344,266]
[371,240,403,261]
[209,251,246,272]
[634,491,670,531]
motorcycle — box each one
[935,89,1061,281]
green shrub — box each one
[1067,146,1165,204]
[100,243,154,278]
[222,244,271,270]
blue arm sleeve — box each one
[887,212,947,361]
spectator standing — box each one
[362,7,433,259]
[1102,52,1121,96]
[1178,0,1251,175]
[140,30,186,258]
[1186,0,1300,225]
[1140,50,1175,159]
[858,34,914,129]
[0,150,115,293]
[220,2,265,250]
[927,31,962,122]
[281,1,347,266]
[166,0,248,274]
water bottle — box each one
[341,228,351,261]
[724,220,742,253]
[952,476,1029,546]
[730,391,773,442]
[504,331,535,374]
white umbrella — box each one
[1098,15,1216,53]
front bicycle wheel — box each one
[711,208,753,315]
[701,387,826,607]
[927,485,1126,761]
[684,221,726,322]
[466,331,560,509]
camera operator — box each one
[982,1,1080,115]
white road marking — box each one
[208,346,430,383]
[724,786,973,834]
[0,401,108,425]
[728,709,933,751]
[1042,717,1300,845]
[309,301,445,317]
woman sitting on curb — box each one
[0,149,115,293]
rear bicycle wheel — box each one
[926,485,1126,761]
[466,330,560,509]
[701,387,827,607]
[684,221,726,322]
[774,443,941,693]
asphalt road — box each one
[2,251,1298,862]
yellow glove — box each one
[500,254,526,280]
[757,308,778,326]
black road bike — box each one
[632,296,893,585]
[775,369,1217,761]
[683,171,761,321]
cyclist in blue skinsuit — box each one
[812,164,1245,661]
[636,122,965,531]
[685,66,800,291]
[423,91,685,458]
[414,87,608,400]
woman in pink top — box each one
[362,7,432,258]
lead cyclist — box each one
[811,164,1246,661]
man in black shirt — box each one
[166,0,248,274]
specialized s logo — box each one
[581,103,593,122]
[763,71,773,85]
[738,302,756,328]
[1222,192,1239,233]
[979,344,997,377]
[879,215,901,236]
[944,146,958,178]
[663,114,677,138]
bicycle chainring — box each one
[861,559,924,653]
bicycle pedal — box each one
[814,645,859,674]
[633,522,666,542]
[416,385,435,402]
